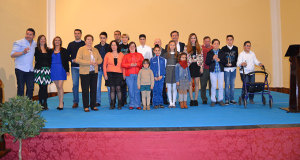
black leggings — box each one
[110,85,122,105]
[38,85,48,104]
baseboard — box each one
[268,87,290,94]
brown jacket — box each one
[76,46,103,74]
[137,68,154,88]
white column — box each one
[270,0,283,87]
[47,0,56,48]
[47,0,57,92]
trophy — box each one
[227,52,233,67]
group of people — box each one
[11,28,263,112]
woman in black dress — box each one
[186,33,204,106]
[34,35,51,110]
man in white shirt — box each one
[237,41,263,104]
[137,34,153,60]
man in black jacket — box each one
[67,29,85,108]
[163,31,185,105]
[94,32,110,107]
[221,35,238,105]
[165,30,185,52]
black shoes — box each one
[190,100,198,106]
[203,101,207,104]
[230,100,237,104]
[110,101,116,110]
[56,107,63,110]
[225,101,230,105]
[42,102,48,110]
[190,100,194,106]
[194,100,198,106]
[117,100,122,110]
[109,105,115,110]
[56,102,64,110]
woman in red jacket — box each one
[121,41,144,110]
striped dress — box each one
[34,48,52,85]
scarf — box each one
[179,60,188,69]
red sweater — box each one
[121,52,144,76]
[202,45,213,69]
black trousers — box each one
[162,81,168,104]
[121,80,127,103]
[80,72,98,108]
[200,68,211,102]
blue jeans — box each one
[210,72,224,102]
[96,70,103,104]
[126,74,140,108]
[71,67,80,103]
[15,69,34,99]
[240,73,255,100]
[96,70,111,104]
[153,78,164,106]
[224,70,236,101]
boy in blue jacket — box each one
[150,45,166,109]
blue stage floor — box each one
[41,90,300,129]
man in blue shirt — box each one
[11,28,37,99]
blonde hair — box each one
[121,33,130,40]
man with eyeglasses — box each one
[237,41,264,104]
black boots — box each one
[190,100,198,106]
[117,100,122,110]
[40,100,48,110]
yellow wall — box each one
[56,0,273,92]
[4,0,296,100]
[0,0,46,100]
[281,0,300,88]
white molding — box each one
[270,0,283,87]
[47,0,57,92]
[47,0,56,48]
